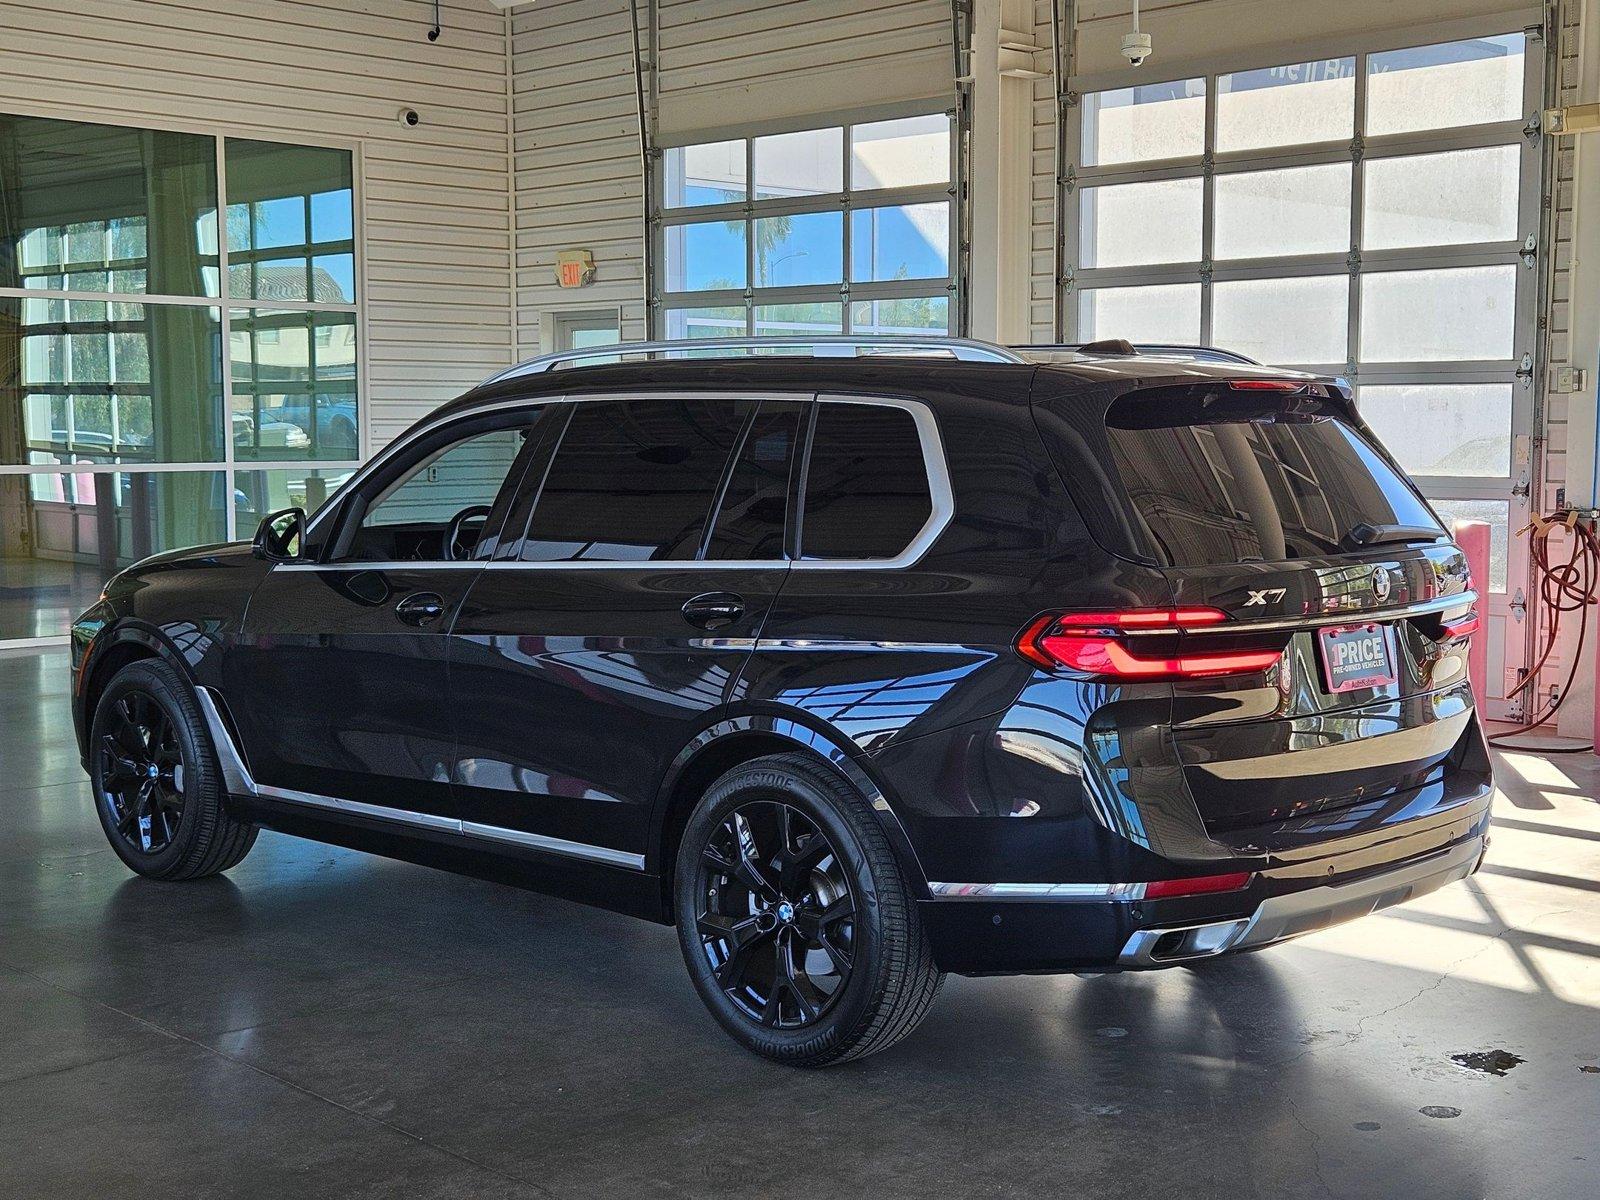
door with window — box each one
[1067,26,1542,718]
[225,412,544,821]
[447,395,803,862]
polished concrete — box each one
[3,646,1598,1198]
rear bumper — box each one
[917,782,1491,975]
[1116,833,1483,965]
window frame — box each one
[1062,13,1544,570]
[0,102,367,552]
[312,406,549,566]
[302,392,954,572]
[652,103,961,340]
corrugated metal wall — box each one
[509,0,954,353]
[0,0,515,450]
[511,0,647,354]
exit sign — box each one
[556,249,595,289]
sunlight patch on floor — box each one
[1498,752,1580,791]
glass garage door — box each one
[654,112,958,340]
[1067,27,1543,719]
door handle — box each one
[682,591,745,631]
[395,591,446,627]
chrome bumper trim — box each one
[928,881,1147,902]
[1117,837,1483,966]
[197,687,645,871]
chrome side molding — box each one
[196,687,646,871]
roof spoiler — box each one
[1020,342,1261,366]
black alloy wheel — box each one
[89,659,258,880]
[98,689,187,855]
[695,801,857,1029]
[675,753,944,1066]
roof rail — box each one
[1018,342,1261,366]
[483,335,1026,384]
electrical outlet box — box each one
[1550,365,1589,393]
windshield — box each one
[1100,387,1443,567]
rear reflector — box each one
[1142,871,1254,900]
[1440,611,1479,640]
[1017,608,1282,680]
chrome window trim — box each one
[196,687,645,871]
[802,394,953,570]
[299,390,954,573]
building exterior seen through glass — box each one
[0,112,359,640]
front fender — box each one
[71,614,205,763]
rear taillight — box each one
[1142,871,1254,900]
[1016,608,1282,680]
[1440,611,1479,640]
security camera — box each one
[1120,0,1151,67]
[397,107,420,128]
[1121,30,1152,67]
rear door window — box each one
[703,401,803,561]
[519,399,750,562]
[800,402,933,560]
[1103,387,1443,566]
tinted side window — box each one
[704,401,803,561]
[336,420,538,563]
[800,402,933,560]
[521,399,750,562]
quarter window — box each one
[521,399,751,562]
[800,404,932,560]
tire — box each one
[674,752,943,1066]
[88,659,258,881]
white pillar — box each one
[967,0,1039,343]
[1556,0,1600,739]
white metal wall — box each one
[511,0,649,354]
[655,0,952,135]
[0,0,515,452]
[510,0,955,352]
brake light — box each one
[1228,379,1305,392]
[1142,871,1254,900]
[1016,608,1282,680]
[1440,611,1479,640]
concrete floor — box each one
[3,647,1598,1199]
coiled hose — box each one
[1486,511,1600,753]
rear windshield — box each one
[1101,387,1443,566]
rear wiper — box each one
[1342,522,1445,550]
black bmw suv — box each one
[70,337,1491,1066]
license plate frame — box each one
[1316,622,1396,694]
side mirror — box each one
[252,507,306,562]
